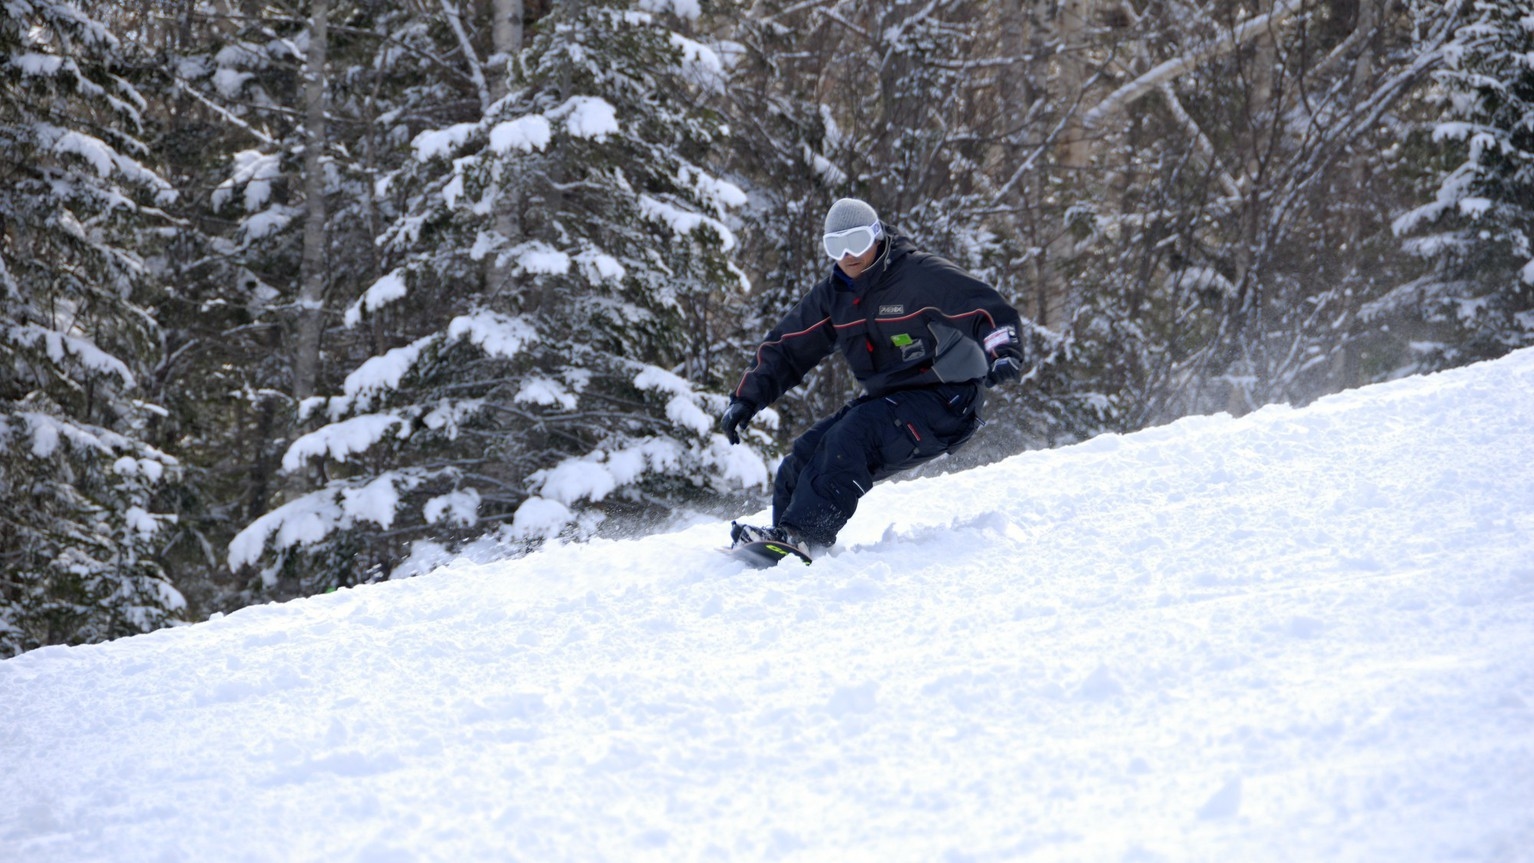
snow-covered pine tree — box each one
[1395,0,1534,368]
[150,1,529,604]
[132,1,405,609]
[229,0,767,588]
[0,0,184,656]
[181,0,410,416]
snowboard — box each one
[724,539,813,569]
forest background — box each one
[2,0,1530,657]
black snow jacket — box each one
[733,232,1023,408]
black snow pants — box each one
[774,382,984,547]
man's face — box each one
[837,243,879,279]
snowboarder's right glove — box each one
[720,398,758,444]
[985,354,1023,388]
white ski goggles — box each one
[822,221,883,260]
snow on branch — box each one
[7,323,135,385]
[424,488,481,526]
[412,122,479,161]
[677,165,748,217]
[11,52,66,77]
[412,111,558,164]
[1167,266,1238,297]
[522,431,768,518]
[515,376,578,409]
[639,195,738,251]
[335,335,435,413]
[1158,83,1243,200]
[343,268,410,327]
[6,412,175,489]
[671,32,725,91]
[212,150,282,213]
[38,123,173,202]
[329,312,537,416]
[13,411,130,459]
[227,472,425,573]
[282,412,408,472]
[638,0,702,19]
[489,115,552,153]
[634,364,714,435]
[548,96,620,140]
[446,310,538,360]
[505,241,571,275]
[575,246,627,284]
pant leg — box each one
[779,387,978,547]
[771,405,850,525]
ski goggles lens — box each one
[823,222,882,260]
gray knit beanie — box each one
[823,198,880,234]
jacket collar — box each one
[829,231,907,292]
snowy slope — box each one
[5,350,1534,862]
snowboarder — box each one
[722,198,1026,560]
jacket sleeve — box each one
[733,284,837,408]
[931,258,1024,360]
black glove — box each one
[720,398,758,444]
[985,354,1023,388]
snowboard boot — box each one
[730,521,812,557]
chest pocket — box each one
[887,330,929,365]
[867,313,931,368]
[839,323,877,376]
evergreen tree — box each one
[131,0,389,609]
[1395,0,1534,368]
[229,0,765,587]
[0,0,184,656]
[148,1,499,604]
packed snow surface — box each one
[6,350,1534,862]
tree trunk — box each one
[1056,0,1091,171]
[1344,0,1380,247]
[1334,0,1381,390]
[997,0,1048,323]
[486,0,526,298]
[492,0,525,79]
[1232,0,1281,307]
[293,0,329,402]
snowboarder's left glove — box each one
[720,398,758,444]
[985,354,1023,388]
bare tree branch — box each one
[1080,0,1306,134]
